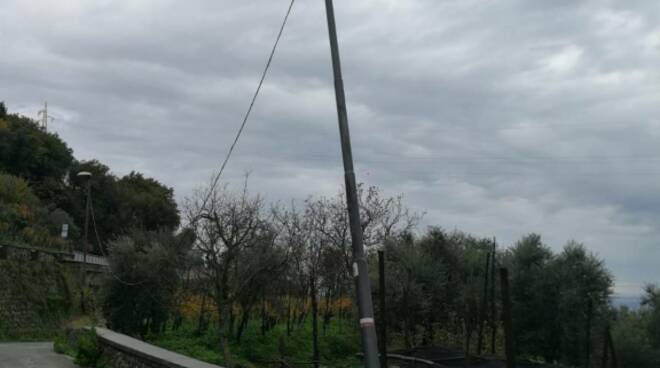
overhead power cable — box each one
[89,193,146,286]
[82,1,297,285]
[198,0,296,214]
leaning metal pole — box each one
[323,1,380,367]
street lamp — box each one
[76,171,92,313]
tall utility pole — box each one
[77,171,92,313]
[323,1,380,367]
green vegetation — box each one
[610,285,660,367]
[506,237,612,364]
[0,105,74,187]
[2,102,659,367]
[0,103,181,343]
[376,230,615,366]
[0,258,76,341]
[65,160,180,245]
[102,229,195,337]
[53,328,105,368]
[74,328,103,367]
[53,334,76,356]
[148,320,361,368]
[0,172,74,248]
[110,177,659,368]
[0,102,180,253]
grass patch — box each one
[148,319,362,367]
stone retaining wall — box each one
[0,258,72,339]
[0,243,64,262]
[101,343,163,368]
[0,274,46,338]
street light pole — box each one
[77,171,92,313]
[323,1,380,367]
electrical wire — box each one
[89,193,146,286]
[197,0,296,216]
[83,0,298,285]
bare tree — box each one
[318,185,421,284]
[184,181,418,367]
[273,199,330,368]
[185,181,271,368]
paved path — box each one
[0,342,77,368]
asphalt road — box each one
[0,342,77,368]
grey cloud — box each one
[2,0,659,297]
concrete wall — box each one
[94,327,223,368]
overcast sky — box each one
[2,0,659,298]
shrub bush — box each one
[75,328,102,367]
[53,334,75,356]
